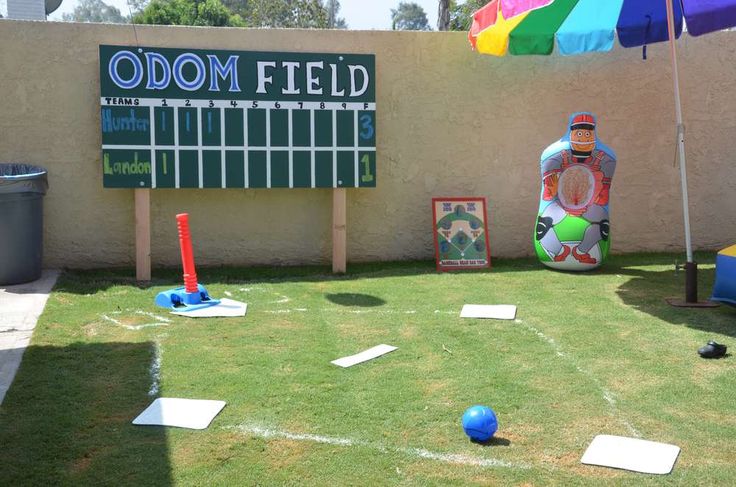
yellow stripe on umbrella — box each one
[475,6,530,56]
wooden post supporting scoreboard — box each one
[332,188,347,273]
[135,188,151,281]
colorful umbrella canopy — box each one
[468,0,735,57]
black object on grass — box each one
[698,341,727,359]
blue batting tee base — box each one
[155,283,221,311]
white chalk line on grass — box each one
[255,304,455,316]
[516,319,641,438]
[148,341,163,396]
[99,309,171,330]
[228,423,531,469]
[100,314,122,325]
[262,307,430,315]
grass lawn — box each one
[1,252,735,485]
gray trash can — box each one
[0,163,49,285]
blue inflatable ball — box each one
[462,405,498,442]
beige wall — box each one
[1,20,735,268]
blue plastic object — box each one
[616,0,683,49]
[154,283,220,311]
[711,247,736,306]
[462,405,498,442]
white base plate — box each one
[460,304,517,320]
[581,435,680,475]
[171,298,247,318]
[132,398,226,429]
[331,344,398,368]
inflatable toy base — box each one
[533,215,610,271]
[711,244,736,306]
[538,241,604,271]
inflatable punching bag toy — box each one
[534,113,617,271]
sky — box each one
[1,0,443,30]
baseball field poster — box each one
[432,197,491,271]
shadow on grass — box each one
[614,258,736,338]
[49,257,545,296]
[52,260,440,294]
[0,342,171,485]
[325,293,386,307]
[471,435,511,447]
[52,252,724,295]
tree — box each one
[133,0,245,26]
[437,0,450,31]
[61,0,128,23]
[391,2,431,31]
[325,0,347,29]
[128,0,151,15]
[135,0,345,29]
[222,0,340,28]
[448,0,485,31]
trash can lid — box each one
[0,163,47,179]
[0,163,48,195]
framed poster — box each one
[432,197,491,271]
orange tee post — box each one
[176,213,199,294]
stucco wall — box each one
[1,20,735,268]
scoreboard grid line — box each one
[288,109,293,189]
[197,108,203,188]
[148,110,156,189]
[149,106,156,189]
[310,109,316,188]
[174,106,180,188]
[332,110,337,188]
[220,108,226,189]
[266,108,271,189]
[103,145,377,151]
[243,108,249,189]
[353,110,359,186]
[100,98,376,111]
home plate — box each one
[171,298,247,318]
[581,435,681,474]
[460,304,517,320]
[132,398,226,429]
[331,344,398,368]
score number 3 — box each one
[359,114,374,140]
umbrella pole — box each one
[664,0,717,307]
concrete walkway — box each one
[0,270,60,405]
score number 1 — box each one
[361,154,374,183]
[359,113,375,183]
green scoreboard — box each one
[99,45,376,189]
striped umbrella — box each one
[469,0,736,305]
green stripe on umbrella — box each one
[508,0,580,56]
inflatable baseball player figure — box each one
[534,113,617,270]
